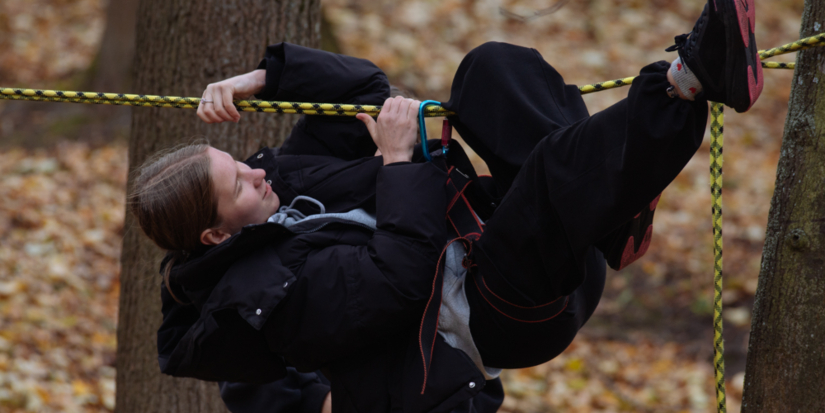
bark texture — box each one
[741,2,825,411]
[116,1,319,412]
[90,0,140,93]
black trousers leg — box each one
[444,42,708,368]
[444,42,590,197]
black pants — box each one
[442,42,708,369]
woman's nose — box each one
[251,168,266,183]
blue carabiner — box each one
[418,100,441,162]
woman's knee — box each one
[465,41,534,66]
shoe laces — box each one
[665,33,690,53]
[665,7,707,57]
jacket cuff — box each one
[255,44,286,100]
[300,384,330,413]
[376,162,447,240]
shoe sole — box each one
[719,0,763,112]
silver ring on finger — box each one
[201,99,214,103]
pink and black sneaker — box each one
[666,0,763,113]
[597,195,660,271]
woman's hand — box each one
[356,97,421,165]
[198,69,266,124]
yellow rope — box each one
[709,102,726,413]
[0,59,791,105]
[0,61,795,104]
[0,88,454,117]
[759,32,825,59]
[762,61,794,69]
[579,77,636,94]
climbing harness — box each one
[2,31,823,413]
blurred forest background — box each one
[0,0,807,411]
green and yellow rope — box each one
[759,32,825,60]
[709,102,726,413]
[761,61,794,69]
[1,33,821,413]
[0,89,453,117]
[578,77,636,94]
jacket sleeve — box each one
[263,161,448,371]
[219,369,329,413]
[256,42,389,160]
[158,284,289,384]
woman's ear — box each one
[200,227,232,246]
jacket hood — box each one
[162,222,292,310]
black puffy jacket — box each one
[157,43,503,413]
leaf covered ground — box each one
[0,0,809,411]
[0,144,124,412]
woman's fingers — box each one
[384,96,404,116]
[379,96,415,122]
[394,95,408,115]
[197,96,209,123]
[355,113,377,141]
[197,83,242,124]
[406,99,420,128]
[404,100,421,146]
[378,97,420,136]
[228,91,241,121]
[220,87,240,122]
[380,97,395,117]
[198,85,222,123]
[390,96,402,115]
[198,84,216,123]
[210,85,235,123]
[370,97,421,165]
[199,98,222,124]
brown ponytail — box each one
[128,143,219,303]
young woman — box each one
[137,1,761,412]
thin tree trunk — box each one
[116,1,319,412]
[87,0,140,143]
[90,0,140,93]
[741,1,825,411]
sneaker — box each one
[596,195,660,271]
[666,0,763,113]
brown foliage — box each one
[0,0,105,87]
[0,143,125,412]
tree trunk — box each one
[741,2,825,412]
[85,0,141,143]
[90,0,140,93]
[116,1,319,412]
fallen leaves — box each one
[0,0,105,87]
[0,143,125,412]
[500,339,720,412]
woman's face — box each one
[206,147,280,239]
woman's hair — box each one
[390,85,416,99]
[128,143,219,303]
